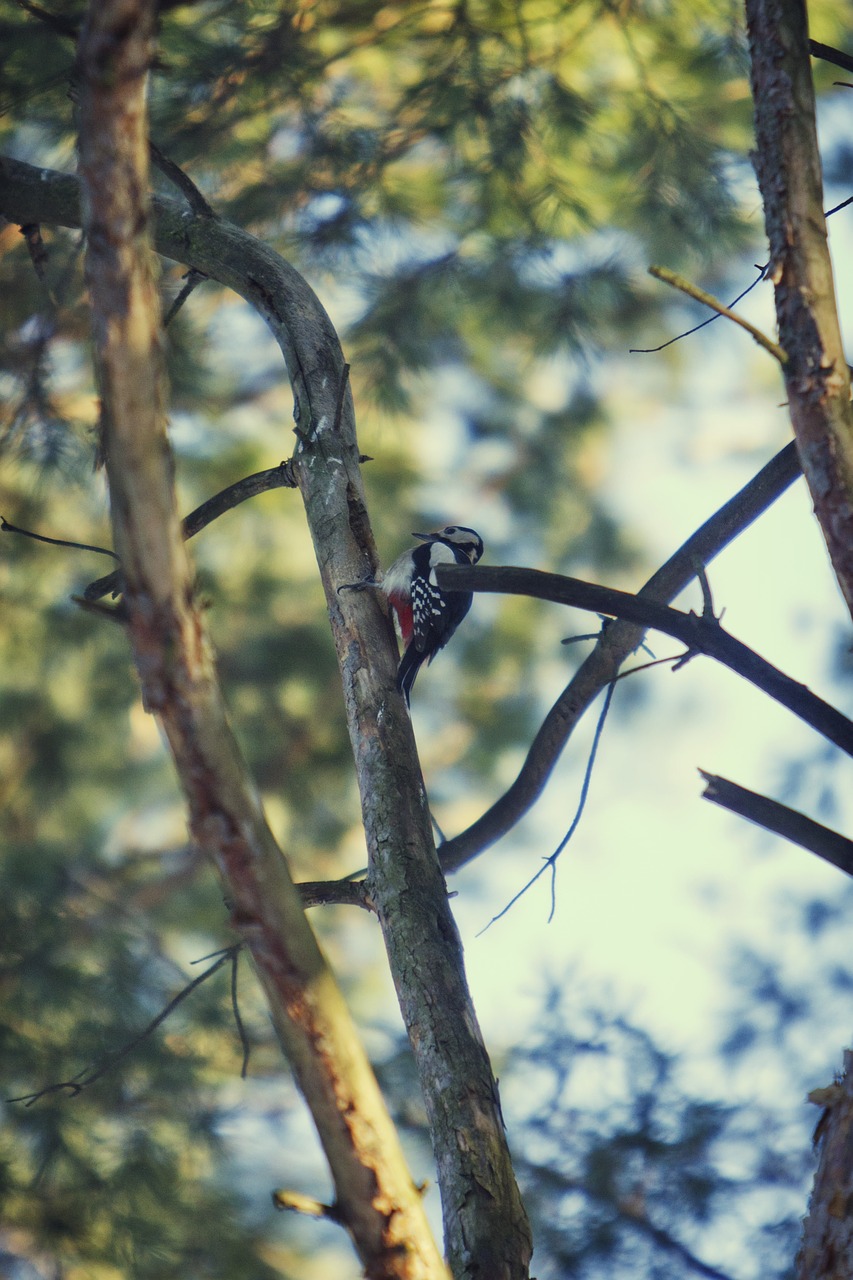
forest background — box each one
[2,1,853,1277]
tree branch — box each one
[437,441,802,871]
[74,6,445,1276]
[648,264,787,363]
[809,39,853,75]
[747,0,853,617]
[437,563,853,757]
[83,460,298,600]
[9,947,241,1105]
[699,771,853,876]
[298,877,372,910]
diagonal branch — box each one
[648,264,786,363]
[699,771,853,876]
[9,947,241,1105]
[83,460,298,600]
[437,441,802,871]
[808,39,853,77]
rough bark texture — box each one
[0,158,532,1279]
[297,429,533,1279]
[797,1051,853,1280]
[73,5,446,1277]
[746,0,853,618]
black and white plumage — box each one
[381,526,484,705]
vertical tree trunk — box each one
[746,0,853,617]
[797,1053,853,1280]
[75,3,447,1275]
[294,305,534,1280]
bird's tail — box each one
[396,645,424,707]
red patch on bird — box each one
[389,596,414,645]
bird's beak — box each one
[411,531,438,542]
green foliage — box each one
[0,841,288,1280]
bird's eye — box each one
[444,526,457,534]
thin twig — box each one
[2,515,120,560]
[647,265,787,364]
[631,197,853,356]
[613,653,685,681]
[692,559,717,619]
[630,264,769,354]
[230,947,251,1079]
[163,268,208,328]
[479,682,615,931]
[9,946,241,1106]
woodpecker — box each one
[340,526,484,705]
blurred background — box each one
[2,2,853,1276]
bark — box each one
[297,400,533,1278]
[74,4,445,1277]
[746,0,853,617]
[0,156,531,1280]
[798,1051,853,1280]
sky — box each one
[451,258,853,1051]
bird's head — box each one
[413,526,484,564]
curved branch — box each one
[437,441,802,872]
[0,153,341,437]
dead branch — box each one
[648,264,786,363]
[83,460,298,600]
[699,771,853,876]
[9,947,241,1105]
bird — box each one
[340,525,484,705]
